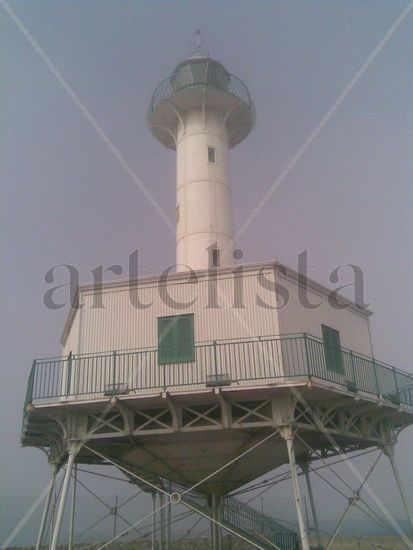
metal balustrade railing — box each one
[163,479,300,549]
[148,71,256,120]
[222,495,300,549]
[22,334,413,429]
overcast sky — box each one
[1,0,412,544]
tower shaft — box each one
[148,54,255,272]
[176,108,233,271]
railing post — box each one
[66,352,72,397]
[393,367,400,403]
[350,351,357,390]
[303,334,310,379]
[213,340,218,379]
[29,360,36,403]
[112,351,117,394]
[23,361,36,426]
[372,359,380,397]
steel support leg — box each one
[35,465,57,550]
[166,482,171,550]
[302,463,322,550]
[49,483,58,547]
[152,492,157,550]
[211,494,218,550]
[160,492,166,550]
[217,496,223,550]
[283,429,310,550]
[50,450,77,550]
[384,444,413,534]
[68,464,77,550]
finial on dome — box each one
[191,29,209,58]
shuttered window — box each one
[158,314,195,364]
[322,325,344,374]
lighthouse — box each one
[148,36,255,271]
[20,36,413,550]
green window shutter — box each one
[322,325,344,374]
[177,315,195,362]
[158,314,195,364]
[158,317,177,364]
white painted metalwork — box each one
[383,444,413,534]
[68,464,77,550]
[151,493,156,550]
[282,428,310,550]
[301,462,322,550]
[35,466,57,550]
[50,449,77,550]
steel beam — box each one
[282,428,310,550]
[384,444,413,534]
[35,465,57,550]
[325,453,382,549]
[160,491,166,550]
[166,481,172,549]
[210,494,217,550]
[50,449,77,550]
[301,462,322,550]
[218,496,223,550]
[151,492,156,550]
[326,494,359,550]
[68,464,77,550]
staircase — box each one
[156,478,301,550]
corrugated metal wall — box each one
[277,274,373,357]
[63,309,80,356]
[76,267,279,354]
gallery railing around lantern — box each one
[22,334,413,429]
[148,71,256,120]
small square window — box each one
[208,147,216,163]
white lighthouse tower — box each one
[148,35,255,270]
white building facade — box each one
[58,261,373,398]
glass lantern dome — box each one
[171,58,230,93]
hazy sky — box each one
[1,0,412,544]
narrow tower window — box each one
[176,204,180,223]
[208,147,216,163]
[212,248,220,268]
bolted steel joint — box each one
[170,491,181,505]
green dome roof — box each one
[171,58,230,93]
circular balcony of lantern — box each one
[148,57,256,150]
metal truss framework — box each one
[32,440,413,550]
[30,391,410,454]
[21,390,413,550]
